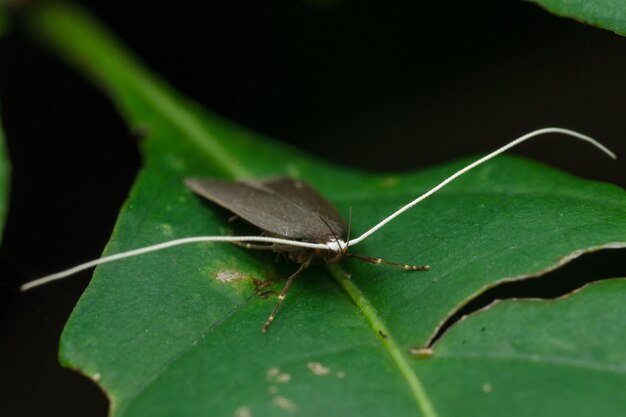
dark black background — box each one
[1,1,625,416]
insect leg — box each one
[262,258,312,333]
[347,253,430,271]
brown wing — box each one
[184,177,346,241]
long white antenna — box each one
[21,127,616,292]
[20,235,331,291]
[348,127,616,246]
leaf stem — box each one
[328,264,439,417]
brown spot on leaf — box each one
[253,277,276,298]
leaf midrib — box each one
[328,264,439,417]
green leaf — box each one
[419,279,626,417]
[529,0,626,36]
[29,4,626,417]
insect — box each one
[20,128,616,332]
[185,176,430,332]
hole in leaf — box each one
[427,248,626,347]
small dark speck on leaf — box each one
[253,277,276,298]
[256,290,276,299]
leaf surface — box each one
[29,4,626,417]
[529,0,626,36]
[419,279,626,417]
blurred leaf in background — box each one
[530,0,626,36]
